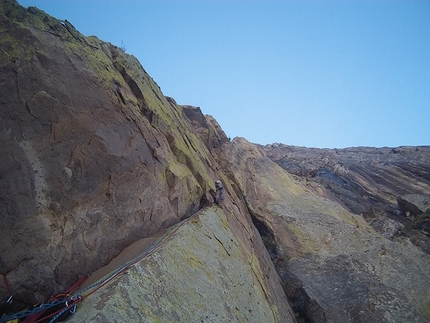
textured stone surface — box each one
[262,144,430,218]
[0,0,219,303]
[2,1,430,323]
[262,144,430,254]
[398,194,430,216]
[217,138,430,323]
[397,194,430,254]
[0,2,295,321]
[68,207,295,323]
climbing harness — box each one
[1,210,200,323]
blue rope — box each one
[0,298,69,323]
[1,211,199,323]
[48,307,68,323]
[46,236,167,323]
[0,233,167,323]
[47,297,78,323]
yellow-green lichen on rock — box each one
[0,0,223,305]
[218,137,430,323]
[67,207,294,323]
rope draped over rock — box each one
[1,210,201,323]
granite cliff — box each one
[0,1,429,322]
[262,144,430,254]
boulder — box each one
[397,194,430,217]
[397,195,430,254]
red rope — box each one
[21,310,46,323]
[28,222,185,323]
[33,298,82,323]
[63,274,88,294]
[3,274,12,295]
[4,210,202,323]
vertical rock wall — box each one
[0,4,297,322]
[1,2,429,323]
[0,0,218,303]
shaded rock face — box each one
[396,194,430,254]
[398,194,430,217]
[262,144,430,252]
[262,144,430,218]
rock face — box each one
[396,194,430,254]
[0,1,294,320]
[262,144,430,218]
[262,144,430,251]
[67,207,295,323]
[217,139,430,323]
[1,1,430,323]
[0,0,218,304]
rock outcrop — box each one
[217,139,430,322]
[397,194,430,254]
[0,1,295,321]
[1,1,430,323]
[262,144,430,252]
[1,0,217,303]
[67,207,295,323]
[262,144,430,218]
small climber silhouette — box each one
[214,180,225,204]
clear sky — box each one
[17,0,430,148]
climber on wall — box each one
[214,180,225,204]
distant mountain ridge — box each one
[1,1,429,322]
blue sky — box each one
[18,0,430,148]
